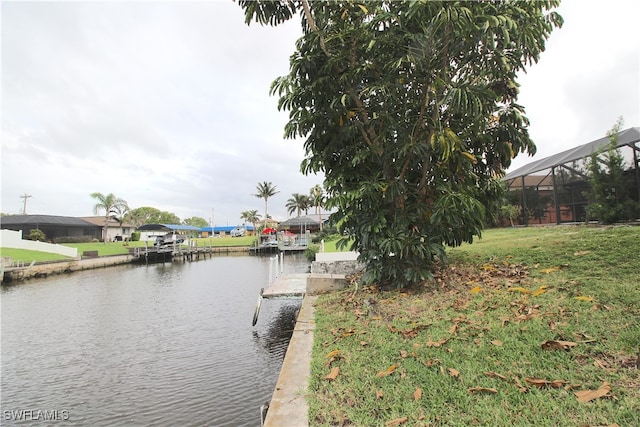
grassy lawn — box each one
[1,236,259,263]
[321,236,354,253]
[308,225,640,426]
[0,248,73,263]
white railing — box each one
[267,252,285,284]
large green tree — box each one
[240,0,562,287]
[253,181,279,227]
[125,207,162,226]
[125,206,181,226]
[183,216,209,228]
[586,118,640,223]
[90,192,129,243]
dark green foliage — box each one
[130,231,140,242]
[183,216,209,228]
[312,227,338,244]
[53,235,93,244]
[304,244,320,262]
[27,228,46,242]
[240,1,562,287]
[586,120,640,223]
[125,207,181,226]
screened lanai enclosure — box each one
[502,127,640,225]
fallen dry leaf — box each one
[573,250,590,256]
[376,389,384,399]
[541,340,578,351]
[426,338,450,348]
[574,295,594,302]
[467,387,498,394]
[470,285,482,294]
[491,340,503,347]
[485,371,508,381]
[414,387,422,401]
[377,365,398,378]
[508,287,531,294]
[386,417,408,426]
[532,286,548,297]
[524,377,567,389]
[326,350,342,359]
[540,266,560,274]
[574,381,611,403]
[388,324,428,339]
[448,368,460,378]
[512,375,528,393]
[324,367,340,381]
[422,358,440,367]
[449,323,459,335]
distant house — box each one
[0,214,99,242]
[79,216,136,242]
[200,225,256,237]
[279,215,321,233]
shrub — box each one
[53,235,94,244]
[304,244,320,262]
[130,231,140,242]
[312,227,338,244]
[27,228,46,241]
[586,118,640,223]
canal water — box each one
[1,254,308,426]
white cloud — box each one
[2,0,638,222]
[513,0,640,170]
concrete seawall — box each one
[263,252,362,426]
[1,255,134,283]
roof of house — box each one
[78,216,136,228]
[279,215,320,228]
[0,214,96,227]
[201,225,255,233]
[504,127,639,181]
[505,174,554,189]
[136,223,202,232]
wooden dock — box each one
[130,245,250,263]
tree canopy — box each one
[241,209,261,229]
[239,0,563,287]
[586,118,640,223]
[286,192,312,217]
[183,216,209,228]
[125,206,181,226]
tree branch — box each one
[300,0,331,58]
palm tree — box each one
[286,193,311,217]
[253,181,279,227]
[240,209,261,231]
[90,192,129,243]
[310,184,325,230]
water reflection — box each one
[1,255,310,427]
[253,301,302,356]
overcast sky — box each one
[2,0,638,224]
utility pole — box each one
[20,193,32,214]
